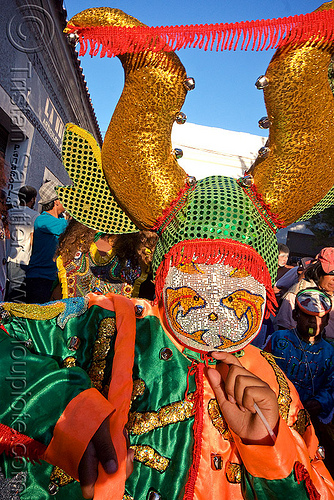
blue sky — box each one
[64,0,324,137]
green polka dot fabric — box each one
[298,184,334,221]
[58,123,137,234]
[153,176,278,283]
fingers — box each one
[211,351,243,368]
[79,441,98,499]
[78,417,118,499]
[92,417,118,474]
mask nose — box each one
[208,312,218,322]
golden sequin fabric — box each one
[260,351,292,421]
[130,445,169,472]
[291,408,311,436]
[1,302,65,320]
[208,399,234,442]
[225,462,242,484]
[88,317,116,391]
[49,466,74,488]
[250,2,334,224]
[66,8,188,229]
[62,356,76,368]
[131,379,146,401]
[127,395,194,435]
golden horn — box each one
[248,1,334,225]
[67,8,188,229]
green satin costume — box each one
[0,296,332,499]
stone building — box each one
[0,0,101,206]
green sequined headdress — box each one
[59,5,334,317]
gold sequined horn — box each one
[66,8,189,229]
[248,1,334,226]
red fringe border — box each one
[66,10,334,58]
[183,363,204,500]
[0,423,47,464]
[238,181,286,231]
[294,461,320,500]
[154,239,277,318]
[151,182,194,235]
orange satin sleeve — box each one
[43,388,114,480]
[94,293,136,500]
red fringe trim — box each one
[294,461,321,500]
[0,324,9,335]
[239,181,286,230]
[151,182,194,235]
[66,10,334,58]
[154,239,277,317]
[0,423,47,464]
[183,363,204,500]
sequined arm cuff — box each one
[231,418,297,480]
[43,388,115,480]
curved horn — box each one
[248,1,334,226]
[67,8,188,229]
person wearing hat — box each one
[25,180,68,304]
[2,4,334,499]
[267,288,334,474]
[268,288,334,422]
[276,248,334,340]
[6,185,38,303]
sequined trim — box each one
[292,408,311,436]
[62,356,77,368]
[260,351,291,422]
[1,302,65,320]
[226,462,242,483]
[130,445,169,472]
[88,317,116,391]
[127,394,194,435]
[131,379,146,401]
[49,466,74,487]
[208,399,234,442]
[123,494,134,500]
[57,297,89,328]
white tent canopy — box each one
[171,122,267,180]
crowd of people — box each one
[0,180,158,306]
[2,3,334,498]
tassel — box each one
[183,363,204,500]
[0,423,47,464]
[294,461,320,500]
[66,10,334,57]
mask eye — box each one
[229,268,250,278]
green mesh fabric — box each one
[58,123,138,234]
[152,176,278,283]
[297,184,334,221]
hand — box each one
[207,352,279,445]
[78,417,134,499]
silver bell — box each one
[147,492,161,500]
[184,77,195,91]
[317,445,326,460]
[238,174,254,188]
[258,116,270,129]
[255,75,269,89]
[258,146,270,158]
[175,112,187,124]
[187,175,197,187]
[173,148,183,159]
[67,32,79,47]
[48,482,59,496]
